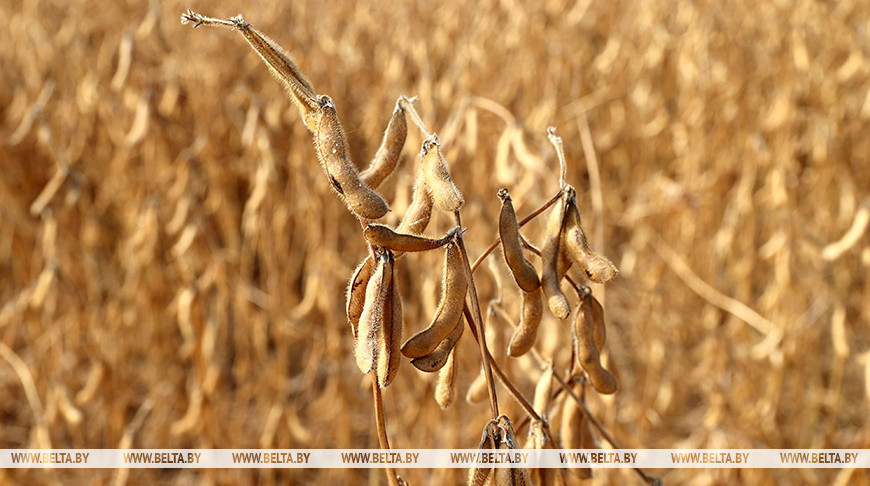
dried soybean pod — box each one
[355,253,392,374]
[364,224,457,252]
[181,12,319,129]
[587,292,606,350]
[376,274,394,388]
[468,423,497,486]
[421,134,464,212]
[313,96,390,220]
[397,179,434,235]
[382,260,404,387]
[411,314,464,372]
[541,190,571,319]
[435,347,457,409]
[466,369,489,404]
[495,420,530,486]
[360,99,407,189]
[563,193,618,284]
[401,241,468,358]
[497,189,540,292]
[574,299,617,394]
[346,256,373,338]
[376,253,400,388]
[506,287,543,357]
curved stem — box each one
[551,371,660,486]
[371,372,400,486]
[455,212,499,420]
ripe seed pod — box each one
[506,288,543,357]
[401,241,468,358]
[364,224,458,252]
[467,423,497,486]
[411,314,464,372]
[355,253,392,374]
[574,298,617,394]
[541,190,571,319]
[562,192,618,284]
[376,253,401,388]
[346,256,373,338]
[420,134,464,212]
[360,100,407,189]
[494,419,531,486]
[585,291,606,350]
[181,12,321,129]
[313,96,390,220]
[497,189,540,292]
[397,179,434,235]
[381,260,404,387]
[434,347,457,409]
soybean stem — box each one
[399,96,430,138]
[551,371,660,486]
[371,372,400,486]
[455,212,499,420]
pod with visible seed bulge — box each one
[497,189,540,292]
[346,256,373,338]
[360,99,407,189]
[364,224,458,252]
[401,241,468,358]
[411,314,464,372]
[355,253,392,374]
[507,287,543,357]
[397,179,434,235]
[376,253,400,388]
[381,259,403,387]
[181,12,321,129]
[466,369,489,404]
[541,190,571,319]
[574,298,617,394]
[562,191,619,283]
[561,384,593,479]
[585,291,606,349]
[313,96,390,220]
[435,347,457,409]
[421,134,464,212]
[468,422,497,486]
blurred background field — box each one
[1,0,869,484]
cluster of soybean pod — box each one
[182,10,624,485]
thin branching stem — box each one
[455,212,499,420]
[551,371,660,486]
[398,96,429,138]
[470,189,564,273]
[463,308,561,447]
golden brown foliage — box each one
[1,1,869,485]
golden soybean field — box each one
[1,0,869,484]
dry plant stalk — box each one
[181,10,638,485]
